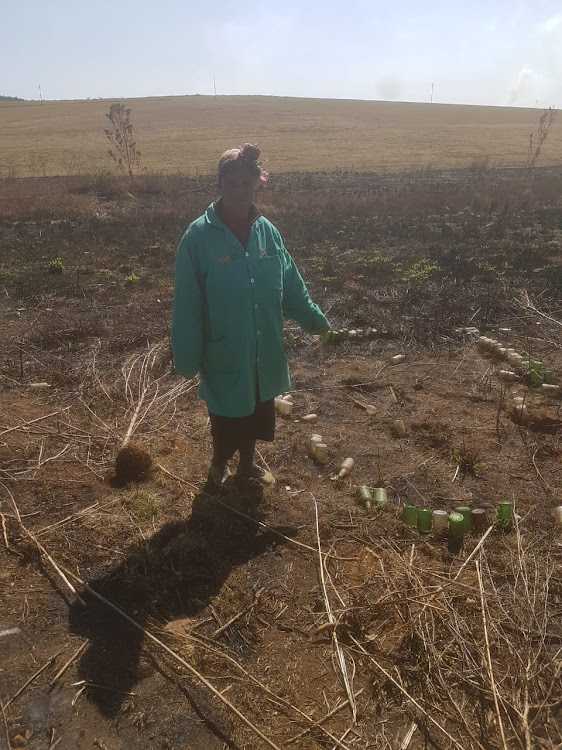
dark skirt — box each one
[209,398,275,451]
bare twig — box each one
[476,559,508,750]
[48,641,88,691]
[313,497,357,722]
[212,588,264,637]
[0,482,86,606]
[0,514,8,550]
[0,698,11,750]
[531,448,552,494]
[0,409,67,437]
[5,645,68,709]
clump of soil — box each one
[115,444,153,482]
[529,408,562,435]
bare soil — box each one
[0,169,561,750]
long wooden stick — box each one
[313,497,356,722]
[0,409,66,437]
[0,482,86,606]
[48,641,88,691]
[63,568,284,750]
[476,560,508,750]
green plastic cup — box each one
[472,508,487,534]
[417,508,432,534]
[544,370,553,384]
[449,512,465,539]
[455,506,473,533]
[527,369,543,387]
[402,505,418,527]
[532,360,543,374]
[497,501,513,529]
[373,487,387,506]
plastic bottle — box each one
[338,458,355,479]
[514,404,530,426]
[373,488,387,506]
[448,512,465,553]
[390,354,406,365]
[302,413,318,422]
[499,370,518,382]
[417,508,432,534]
[472,508,488,534]
[455,506,473,533]
[432,510,449,536]
[314,443,329,463]
[276,399,293,416]
[310,434,323,455]
[554,506,562,527]
[356,485,372,509]
[402,505,418,526]
[497,501,513,531]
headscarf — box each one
[217,143,269,185]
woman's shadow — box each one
[68,488,294,718]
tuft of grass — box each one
[123,487,159,520]
[48,257,65,274]
[454,441,485,480]
[124,272,140,284]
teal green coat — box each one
[171,202,330,417]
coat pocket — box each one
[256,254,282,290]
[202,338,233,374]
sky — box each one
[1,0,561,107]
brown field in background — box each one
[1,94,561,177]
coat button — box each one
[250,278,255,283]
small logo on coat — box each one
[219,255,231,264]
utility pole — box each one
[430,82,434,104]
[213,75,217,97]
[38,84,43,104]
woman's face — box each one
[220,169,257,217]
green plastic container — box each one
[455,506,473,533]
[532,360,543,374]
[472,508,487,534]
[527,369,543,387]
[356,485,372,509]
[417,508,432,534]
[373,487,387,506]
[402,505,418,527]
[544,370,553,384]
[497,501,513,529]
[449,512,465,539]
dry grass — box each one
[1,95,562,177]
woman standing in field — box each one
[171,144,330,493]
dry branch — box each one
[313,497,357,722]
[0,482,86,606]
[48,641,88,691]
[476,559,509,750]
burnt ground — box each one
[0,169,561,750]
